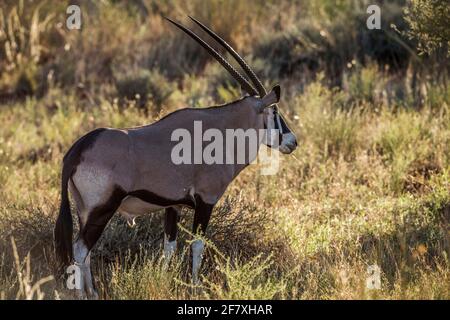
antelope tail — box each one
[54,159,74,268]
[54,128,106,268]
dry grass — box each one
[0,79,448,299]
[0,0,449,300]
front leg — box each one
[191,198,214,284]
[164,207,180,261]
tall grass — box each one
[0,77,448,299]
[0,0,449,300]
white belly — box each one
[117,196,164,225]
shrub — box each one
[204,252,286,300]
[107,251,185,300]
[115,69,176,111]
[402,0,450,57]
[345,63,385,104]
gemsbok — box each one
[54,16,298,299]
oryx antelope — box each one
[54,16,297,299]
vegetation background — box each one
[0,0,448,299]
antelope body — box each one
[54,17,297,299]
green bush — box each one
[403,0,450,56]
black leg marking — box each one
[192,196,214,235]
[128,189,196,208]
[80,187,127,250]
[164,207,180,242]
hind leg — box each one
[73,203,120,299]
[72,237,92,299]
[70,180,126,299]
[68,180,90,299]
[81,191,125,298]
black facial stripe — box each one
[279,117,290,134]
[263,107,295,147]
[274,110,292,135]
[276,113,283,134]
[263,108,296,149]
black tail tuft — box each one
[54,128,106,268]
[54,164,73,268]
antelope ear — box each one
[257,85,281,113]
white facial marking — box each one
[191,239,205,284]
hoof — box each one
[87,289,99,300]
[75,289,87,300]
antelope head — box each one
[166,16,298,154]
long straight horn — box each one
[189,16,267,97]
[165,17,258,96]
